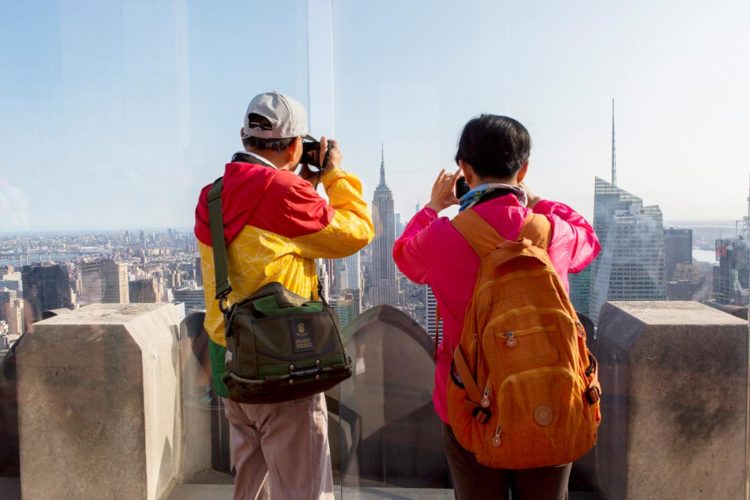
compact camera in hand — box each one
[455,177,470,199]
[301,138,333,171]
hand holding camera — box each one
[299,136,340,182]
[425,169,462,213]
[519,182,541,208]
[455,176,470,199]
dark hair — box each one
[243,135,296,151]
[454,115,531,179]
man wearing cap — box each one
[194,91,374,499]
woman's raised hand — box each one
[425,169,461,213]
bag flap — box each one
[249,282,309,309]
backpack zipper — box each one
[484,306,575,331]
[475,268,557,295]
[492,425,502,447]
[481,386,491,408]
[497,325,555,347]
[498,366,577,395]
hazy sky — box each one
[1,0,748,231]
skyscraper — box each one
[589,177,667,321]
[712,238,750,305]
[80,259,129,304]
[129,278,163,303]
[424,285,443,344]
[0,265,22,292]
[569,266,591,318]
[664,228,693,282]
[21,264,74,321]
[173,286,206,313]
[585,101,666,320]
[368,147,398,307]
[0,289,24,335]
[343,251,361,291]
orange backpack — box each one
[446,208,601,469]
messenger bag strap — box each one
[207,177,232,307]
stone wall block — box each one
[17,304,184,500]
[594,301,748,500]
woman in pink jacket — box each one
[393,115,600,500]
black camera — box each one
[301,138,333,171]
[455,177,470,199]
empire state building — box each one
[368,148,398,307]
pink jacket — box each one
[393,194,601,423]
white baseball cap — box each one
[242,91,309,139]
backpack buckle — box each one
[585,386,601,405]
[472,405,492,424]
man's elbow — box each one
[351,223,375,251]
[330,222,374,257]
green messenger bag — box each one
[207,177,352,404]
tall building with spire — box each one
[571,99,617,320]
[573,100,666,321]
[368,146,398,307]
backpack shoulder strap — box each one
[451,209,552,255]
[518,212,551,249]
[450,208,503,257]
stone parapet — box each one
[17,303,184,500]
[594,301,748,500]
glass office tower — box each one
[589,177,667,322]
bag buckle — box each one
[472,405,492,424]
[218,295,230,314]
[585,386,601,405]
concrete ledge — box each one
[17,304,184,500]
[594,301,748,500]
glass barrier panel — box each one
[331,1,750,499]
[0,1,312,498]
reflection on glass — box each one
[336,306,450,492]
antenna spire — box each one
[379,143,386,186]
[611,98,617,186]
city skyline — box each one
[1,1,749,231]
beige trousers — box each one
[223,393,334,500]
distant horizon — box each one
[0,218,742,237]
[0,227,194,237]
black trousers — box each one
[442,423,572,500]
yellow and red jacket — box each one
[194,160,374,396]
